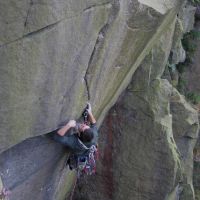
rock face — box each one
[73,12,199,199]
[194,137,200,200]
[171,89,199,200]
[0,0,183,153]
[186,18,200,200]
[0,0,111,152]
[0,135,77,200]
[0,0,199,200]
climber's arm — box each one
[87,103,96,124]
[57,120,76,136]
[88,110,96,124]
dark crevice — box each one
[83,0,119,102]
[24,20,61,38]
[24,0,33,31]
[83,1,111,12]
[183,135,197,140]
[0,19,62,48]
[83,15,111,101]
[84,76,91,101]
[83,24,106,101]
[0,37,23,49]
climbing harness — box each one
[67,144,98,177]
[0,188,11,200]
[77,144,98,177]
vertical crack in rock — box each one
[84,75,91,101]
[83,25,105,101]
[23,0,33,34]
[83,1,116,101]
[84,23,110,101]
[83,0,120,102]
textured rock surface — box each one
[0,0,182,153]
[179,3,196,33]
[164,2,197,88]
[0,3,111,152]
[186,17,200,200]
[73,14,199,200]
[196,5,200,19]
[163,5,200,200]
[0,0,111,45]
[0,135,76,200]
[1,0,199,200]
[194,137,200,200]
[183,20,200,94]
[171,89,199,200]
[171,18,186,64]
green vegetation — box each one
[177,77,187,93]
[177,76,200,105]
[173,29,200,105]
[190,0,200,5]
[182,30,200,52]
[175,30,200,74]
[177,30,200,72]
[167,62,176,71]
[186,92,200,104]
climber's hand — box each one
[57,120,76,136]
[86,103,96,124]
[87,102,92,114]
[68,120,76,128]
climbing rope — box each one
[0,187,11,200]
[69,173,78,200]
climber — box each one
[53,103,98,155]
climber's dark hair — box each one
[79,128,94,143]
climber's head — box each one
[79,123,90,132]
[78,123,94,143]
